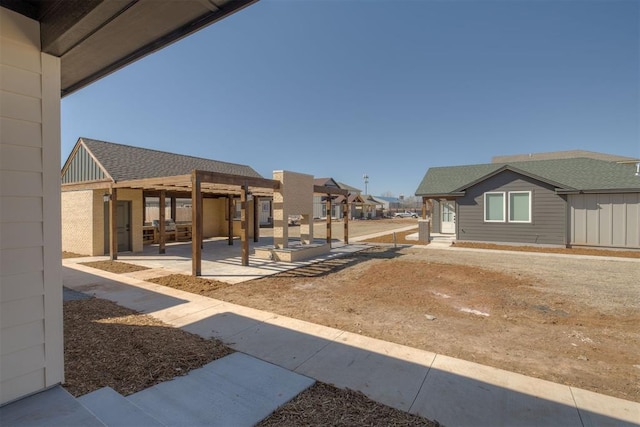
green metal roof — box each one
[415,157,640,196]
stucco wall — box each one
[0,7,63,404]
[203,198,229,237]
[274,171,313,216]
[273,171,313,248]
[61,190,99,255]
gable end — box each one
[61,143,109,184]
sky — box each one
[61,0,640,198]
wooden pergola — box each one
[103,170,280,275]
[97,171,353,277]
[313,185,349,246]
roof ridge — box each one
[79,137,257,171]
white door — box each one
[441,201,456,234]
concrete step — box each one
[127,352,315,427]
[78,387,165,427]
[0,386,105,427]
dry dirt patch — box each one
[361,227,426,245]
[145,246,639,402]
[63,251,88,259]
[453,241,640,258]
[80,260,150,274]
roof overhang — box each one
[62,170,279,198]
[314,185,349,197]
[415,193,466,199]
[556,188,640,195]
[1,0,259,96]
[453,165,571,194]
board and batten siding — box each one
[61,143,106,183]
[569,193,640,249]
[456,170,567,245]
[0,7,64,404]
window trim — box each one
[508,191,532,223]
[484,191,506,222]
[233,199,242,220]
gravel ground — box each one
[69,219,640,403]
[145,246,639,401]
[406,247,639,314]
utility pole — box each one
[363,174,369,195]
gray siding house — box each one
[415,157,640,249]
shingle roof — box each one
[337,182,362,193]
[79,138,263,182]
[314,178,340,187]
[415,157,640,196]
[492,150,638,163]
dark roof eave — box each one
[556,188,640,195]
[452,164,568,193]
[415,192,465,198]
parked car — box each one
[394,211,418,218]
[288,215,302,226]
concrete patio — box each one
[113,236,371,284]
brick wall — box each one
[61,190,97,255]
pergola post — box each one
[326,195,332,246]
[109,188,118,260]
[241,184,249,266]
[191,171,202,276]
[170,196,177,222]
[159,190,166,254]
[343,199,349,244]
[253,196,260,243]
[422,196,427,220]
[227,196,234,245]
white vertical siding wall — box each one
[0,7,63,404]
[569,193,640,249]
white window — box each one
[509,191,531,223]
[484,192,505,222]
[484,191,532,223]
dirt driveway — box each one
[184,245,639,402]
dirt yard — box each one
[76,218,639,403]
[147,246,639,403]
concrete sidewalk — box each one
[62,260,640,427]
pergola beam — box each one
[197,170,280,189]
[114,171,279,197]
[313,185,348,196]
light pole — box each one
[363,174,369,195]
